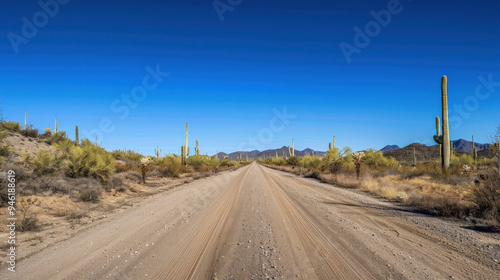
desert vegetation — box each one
[0,118,247,234]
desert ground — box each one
[1,162,498,279]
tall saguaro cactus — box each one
[75,126,79,146]
[433,76,450,171]
[288,139,295,157]
[155,146,161,158]
[333,136,336,148]
[55,115,58,133]
[183,122,189,164]
[471,135,477,165]
[195,140,199,156]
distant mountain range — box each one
[213,139,493,161]
[216,146,326,160]
[381,139,493,163]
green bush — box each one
[322,146,353,173]
[65,140,114,181]
[299,155,322,169]
[158,156,184,178]
[186,155,209,171]
[1,121,21,132]
[47,131,67,144]
[30,150,62,176]
[287,156,299,166]
[363,148,399,169]
[450,154,474,167]
[220,159,238,167]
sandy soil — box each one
[1,162,498,279]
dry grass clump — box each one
[473,171,500,224]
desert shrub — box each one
[186,155,209,171]
[125,171,142,183]
[363,149,398,170]
[115,162,130,173]
[0,127,10,162]
[1,121,21,132]
[450,154,474,167]
[158,157,184,178]
[105,174,125,192]
[209,157,221,172]
[46,131,67,144]
[147,167,162,177]
[29,149,62,176]
[220,159,237,167]
[18,176,70,195]
[473,171,500,223]
[299,155,322,169]
[287,156,299,166]
[269,157,286,166]
[111,150,143,167]
[53,138,76,154]
[406,192,472,218]
[65,139,114,181]
[2,163,29,180]
[18,197,40,232]
[73,178,103,202]
[322,147,353,174]
[477,157,496,167]
[22,125,39,138]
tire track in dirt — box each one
[261,165,499,279]
[152,165,250,279]
[258,164,382,279]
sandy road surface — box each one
[2,163,498,279]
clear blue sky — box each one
[1,0,499,156]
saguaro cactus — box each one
[435,116,442,160]
[333,136,336,148]
[471,135,477,165]
[155,146,161,158]
[329,142,332,150]
[195,140,199,156]
[433,76,450,171]
[55,115,58,133]
[492,140,500,175]
[288,139,295,157]
[75,126,79,146]
[183,122,189,164]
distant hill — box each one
[380,145,400,152]
[451,139,489,153]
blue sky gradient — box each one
[1,0,499,156]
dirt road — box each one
[2,163,499,279]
